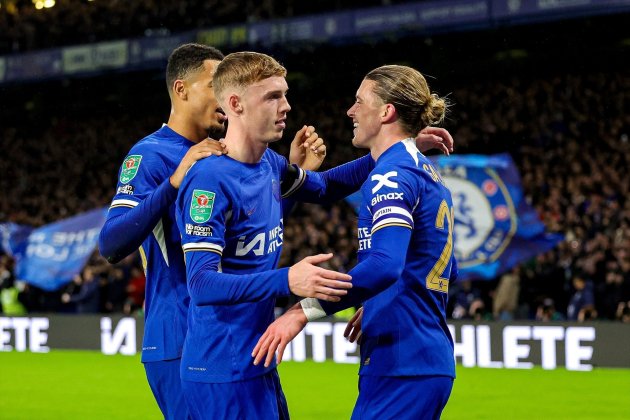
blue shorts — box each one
[144,358,189,420]
[182,369,289,420]
[351,375,453,420]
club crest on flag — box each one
[190,190,215,223]
[431,154,562,281]
[442,169,516,268]
[120,155,142,184]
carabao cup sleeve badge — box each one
[190,190,216,223]
[119,155,143,184]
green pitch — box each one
[1,350,628,419]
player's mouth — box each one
[353,122,358,135]
[276,118,286,129]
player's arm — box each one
[179,167,352,306]
[252,225,412,366]
[99,140,224,263]
[253,171,429,366]
[281,155,375,204]
[280,127,453,203]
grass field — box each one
[1,350,629,419]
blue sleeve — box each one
[320,226,412,314]
[98,147,175,263]
[185,253,290,306]
[319,166,419,314]
[281,198,296,218]
[177,160,290,306]
[282,155,375,203]
[99,179,177,263]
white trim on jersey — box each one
[281,167,306,198]
[152,219,170,267]
[182,242,224,253]
[110,199,139,208]
[372,206,413,223]
[300,298,327,321]
[402,138,421,167]
[371,217,412,233]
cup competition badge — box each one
[120,155,142,184]
[190,190,216,223]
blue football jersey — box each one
[356,139,456,378]
[176,149,292,383]
[106,125,193,362]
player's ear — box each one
[381,103,396,123]
[173,79,187,100]
[228,94,243,114]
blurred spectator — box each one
[566,275,597,322]
[61,266,100,313]
[535,298,565,322]
[0,256,26,315]
[492,266,521,321]
[124,266,146,315]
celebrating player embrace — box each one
[253,64,458,420]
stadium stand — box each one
[0,2,628,322]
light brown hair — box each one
[213,51,287,103]
[365,65,447,135]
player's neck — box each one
[223,130,268,163]
[369,128,410,161]
[166,114,206,143]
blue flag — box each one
[5,208,109,291]
[431,153,563,281]
[0,222,33,258]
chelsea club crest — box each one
[442,166,517,269]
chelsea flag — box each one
[432,153,563,281]
[1,208,108,291]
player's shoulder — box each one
[124,129,167,160]
[373,140,422,178]
[262,148,287,170]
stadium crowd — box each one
[0,0,404,54]
[1,65,628,322]
[0,2,628,322]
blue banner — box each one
[432,153,563,280]
[0,223,33,258]
[8,208,108,291]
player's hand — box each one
[415,127,454,156]
[170,139,227,188]
[289,125,327,171]
[288,253,352,302]
[343,306,363,344]
[252,303,307,367]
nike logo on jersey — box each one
[371,171,398,194]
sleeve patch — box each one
[190,190,216,223]
[120,155,143,184]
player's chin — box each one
[207,123,227,140]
